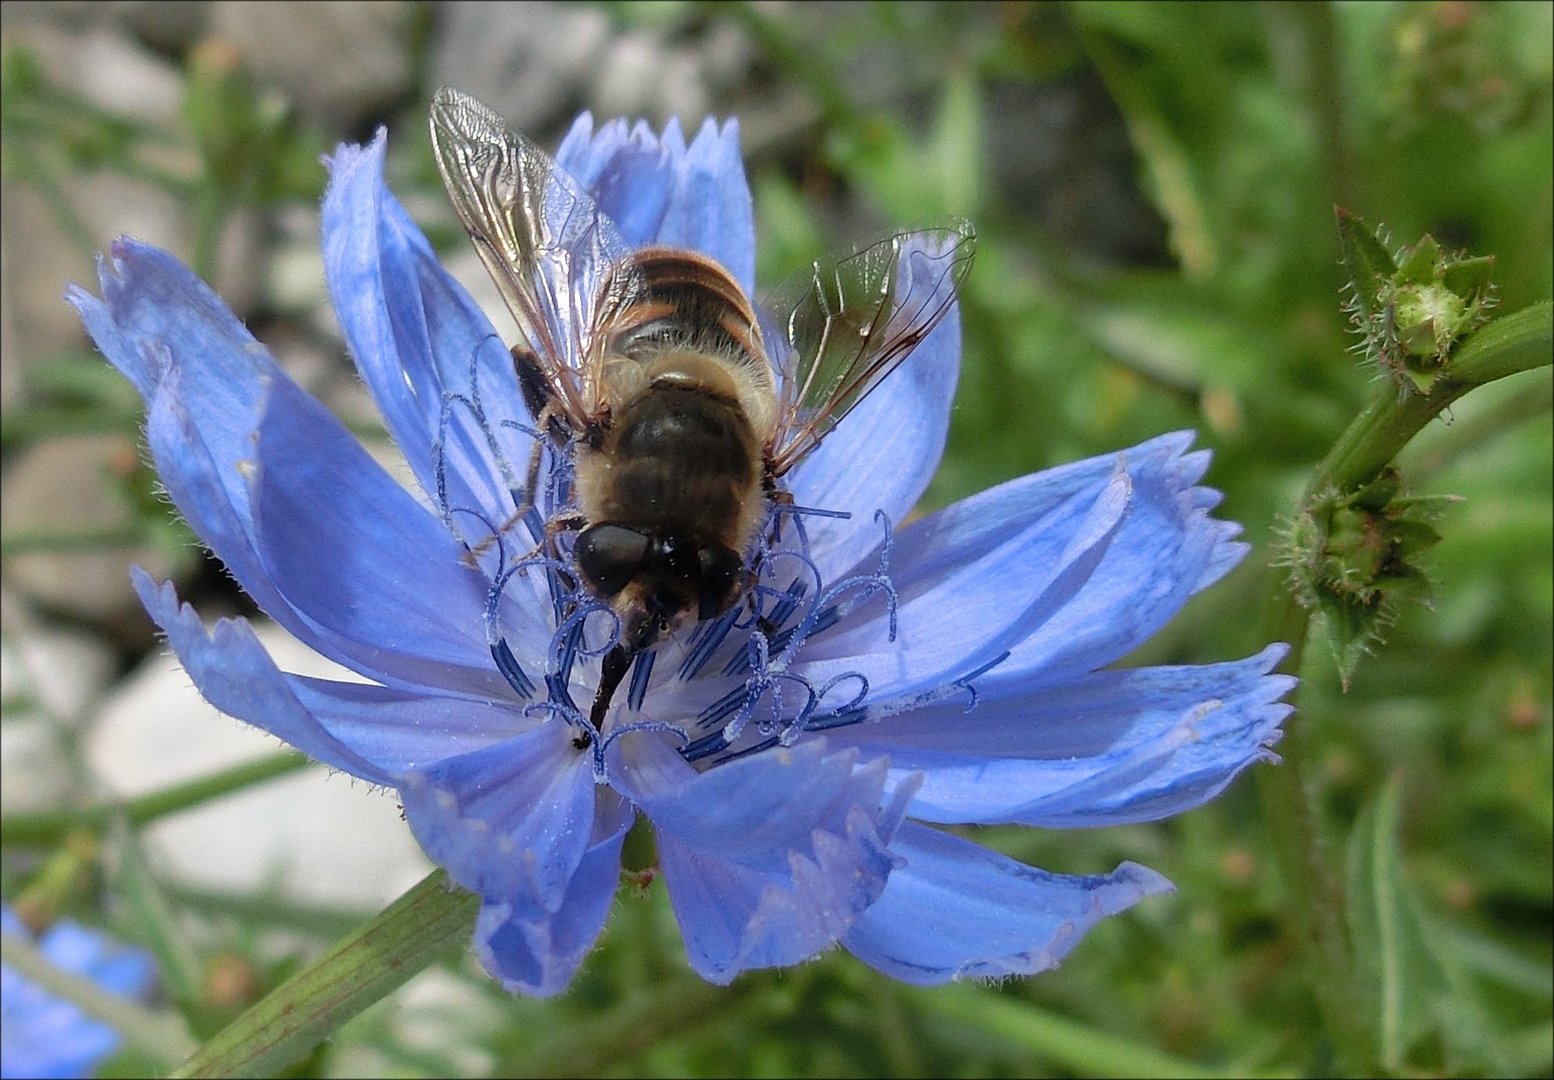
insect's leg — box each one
[461,346,566,567]
[762,466,794,549]
[513,344,551,426]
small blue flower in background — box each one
[70,105,1292,997]
[1,904,157,1079]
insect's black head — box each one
[574,524,747,654]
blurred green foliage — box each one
[2,1,1549,1077]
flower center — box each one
[430,357,935,775]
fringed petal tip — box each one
[470,830,628,998]
[842,825,1175,986]
[399,725,598,914]
[321,127,388,184]
[129,568,402,786]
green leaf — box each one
[1395,234,1442,286]
[926,70,984,218]
[906,983,1256,1079]
[111,822,204,1008]
[1316,595,1376,692]
[1345,774,1448,1072]
[1335,207,1396,329]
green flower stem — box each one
[169,870,479,1079]
[1257,299,1551,1073]
[909,984,1256,1079]
[0,405,146,448]
[0,751,312,847]
[1310,301,1552,500]
[502,972,732,1075]
[0,523,148,555]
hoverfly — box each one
[429,88,975,728]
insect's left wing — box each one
[429,87,639,425]
[764,221,976,477]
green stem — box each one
[0,751,313,846]
[1255,299,1552,1073]
[1311,301,1552,498]
[0,523,148,555]
[0,406,146,448]
[502,971,731,1075]
[169,871,479,1079]
[910,983,1250,1079]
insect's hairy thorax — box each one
[603,248,779,442]
[575,362,766,553]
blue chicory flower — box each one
[1,904,157,1079]
[70,110,1292,996]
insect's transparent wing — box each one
[429,87,641,423]
[765,221,976,476]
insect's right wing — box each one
[429,87,642,426]
[764,221,976,477]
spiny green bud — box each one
[1280,470,1453,689]
[1336,209,1496,396]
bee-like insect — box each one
[429,88,975,725]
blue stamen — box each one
[679,607,738,680]
[626,649,655,711]
[712,734,780,765]
[431,334,531,525]
[544,671,579,714]
[489,639,535,699]
[695,685,750,729]
[680,731,731,762]
[596,719,690,780]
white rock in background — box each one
[87,618,432,911]
[0,433,179,621]
[0,605,118,813]
[209,1,417,128]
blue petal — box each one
[74,240,513,695]
[1,906,157,1080]
[400,724,600,913]
[783,242,964,576]
[827,646,1292,826]
[249,373,520,696]
[794,465,1132,710]
[997,486,1239,682]
[323,136,538,545]
[841,822,1172,985]
[473,820,629,998]
[133,571,397,784]
[284,676,533,774]
[810,432,1245,692]
[554,114,756,295]
[70,240,271,535]
[870,432,1231,603]
[609,734,915,983]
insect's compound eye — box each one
[697,544,745,620]
[575,524,649,597]
[652,534,699,583]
